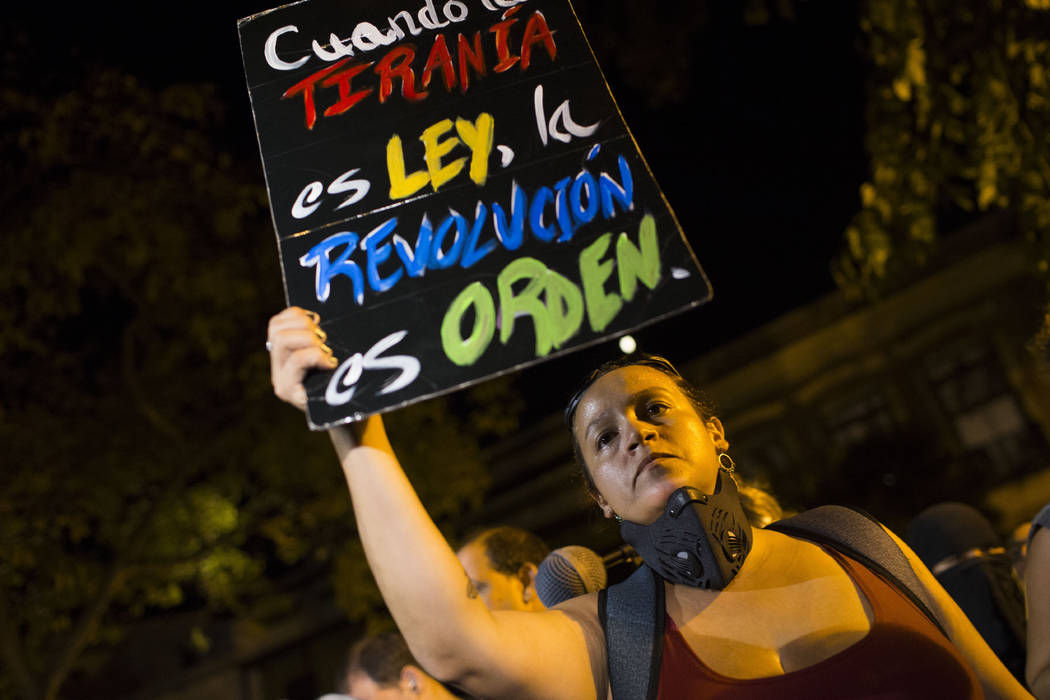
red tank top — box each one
[656,548,982,699]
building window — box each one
[822,391,896,451]
[954,395,1025,449]
[734,433,792,478]
[926,341,1041,474]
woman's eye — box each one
[647,402,669,416]
[597,431,615,448]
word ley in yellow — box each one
[386,113,495,199]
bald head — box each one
[456,526,549,612]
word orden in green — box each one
[441,214,661,366]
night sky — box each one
[9,0,868,416]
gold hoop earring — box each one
[718,452,736,474]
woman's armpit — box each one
[553,592,609,700]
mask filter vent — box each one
[620,472,753,590]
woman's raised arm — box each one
[267,307,602,700]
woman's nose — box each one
[626,419,656,450]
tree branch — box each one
[120,319,186,447]
[42,565,125,700]
[0,590,40,700]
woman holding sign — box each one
[268,306,1030,699]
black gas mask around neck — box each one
[620,471,753,590]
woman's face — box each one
[572,365,728,525]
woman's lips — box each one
[634,452,675,485]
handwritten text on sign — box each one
[239,0,711,428]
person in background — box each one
[1026,502,1050,699]
[1011,522,1033,582]
[455,526,549,612]
[337,632,463,700]
[906,502,1028,683]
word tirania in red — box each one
[283,8,556,130]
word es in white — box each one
[292,167,371,220]
[325,330,420,405]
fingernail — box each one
[305,310,320,323]
[320,344,333,355]
[314,328,328,342]
[327,355,339,366]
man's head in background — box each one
[456,525,549,612]
[338,632,459,700]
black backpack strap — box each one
[598,563,665,700]
[766,505,948,638]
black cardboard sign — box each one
[239,0,711,428]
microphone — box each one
[602,543,642,569]
[535,545,608,607]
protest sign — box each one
[239,0,712,428]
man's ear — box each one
[706,417,729,452]
[519,561,538,587]
[400,665,425,695]
[518,561,539,601]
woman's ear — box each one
[592,491,615,519]
[706,417,729,452]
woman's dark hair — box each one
[563,353,719,497]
